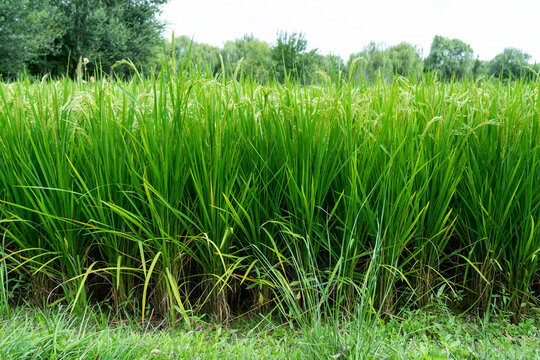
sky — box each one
[159,0,540,63]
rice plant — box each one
[0,64,538,325]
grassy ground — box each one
[1,303,539,359]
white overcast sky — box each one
[159,0,540,62]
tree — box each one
[347,42,422,83]
[347,42,391,83]
[489,48,531,79]
[424,35,474,79]
[20,0,167,77]
[0,0,64,77]
[171,36,222,74]
[386,42,423,78]
[310,54,345,83]
[472,57,490,78]
[1,0,166,77]
[271,32,316,82]
[222,35,272,82]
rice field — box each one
[0,65,538,326]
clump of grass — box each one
[0,61,538,325]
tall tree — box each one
[347,42,391,83]
[386,42,423,78]
[271,32,316,82]
[45,0,166,76]
[472,57,490,78]
[310,54,345,83]
[0,0,63,77]
[347,42,422,83]
[171,35,222,74]
[424,35,474,79]
[222,35,272,82]
[489,48,531,79]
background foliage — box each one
[0,0,166,77]
[1,1,538,81]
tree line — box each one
[167,33,539,84]
[1,0,538,82]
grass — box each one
[0,60,538,334]
[0,306,300,359]
[0,303,539,359]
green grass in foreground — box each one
[1,304,539,359]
